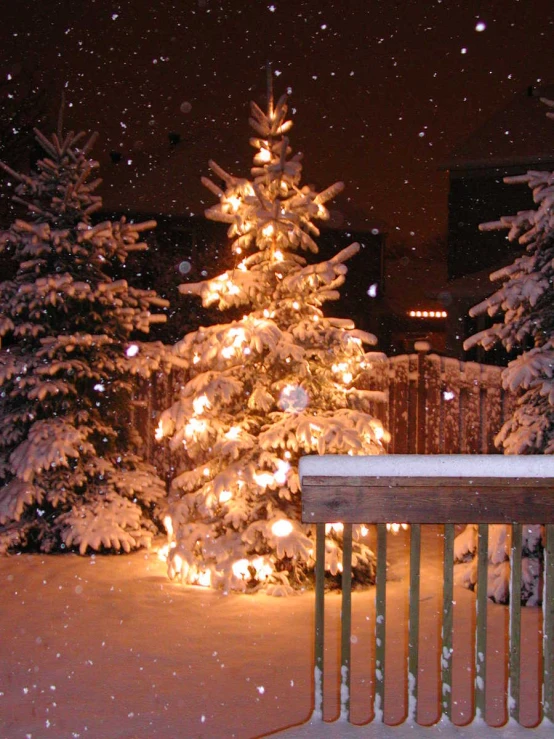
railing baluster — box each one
[544,524,554,722]
[314,522,325,720]
[475,523,489,721]
[442,523,454,721]
[509,523,522,723]
[375,523,387,722]
[341,523,353,721]
[408,523,421,722]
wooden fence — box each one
[369,348,514,455]
[135,348,514,478]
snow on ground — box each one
[0,529,545,738]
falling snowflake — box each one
[179,260,192,275]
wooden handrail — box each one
[299,455,554,729]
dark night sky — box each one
[1,0,552,249]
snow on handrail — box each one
[299,454,554,480]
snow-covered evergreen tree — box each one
[0,120,170,555]
[456,98,554,605]
[157,91,388,594]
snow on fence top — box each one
[299,454,554,480]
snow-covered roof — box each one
[441,85,554,172]
[299,454,554,480]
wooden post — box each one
[509,523,522,723]
[375,524,387,721]
[442,523,454,720]
[415,342,429,454]
[475,524,489,720]
[340,524,353,721]
[408,524,421,721]
[314,523,325,719]
[544,524,554,722]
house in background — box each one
[440,84,554,363]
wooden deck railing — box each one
[281,454,554,736]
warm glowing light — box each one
[254,471,274,487]
[408,309,447,319]
[163,515,173,537]
[274,459,291,485]
[271,520,293,537]
[360,525,369,536]
[292,301,300,310]
[192,394,211,415]
[284,450,291,460]
[387,523,409,533]
[262,223,274,238]
[196,570,211,587]
[173,553,184,573]
[258,147,271,163]
[232,556,272,581]
[193,353,200,364]
[332,362,351,381]
[229,327,246,347]
[185,417,207,437]
[157,541,176,562]
[374,426,384,441]
[93,383,105,392]
[274,250,284,262]
[325,522,344,534]
[203,467,210,477]
[238,261,247,271]
[232,558,251,579]
[126,344,139,357]
[228,283,240,295]
[219,490,232,503]
[221,346,235,359]
[252,557,273,580]
[225,426,241,440]
[155,420,165,441]
[226,195,241,212]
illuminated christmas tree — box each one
[157,89,388,594]
[0,119,169,554]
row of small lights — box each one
[408,310,448,319]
